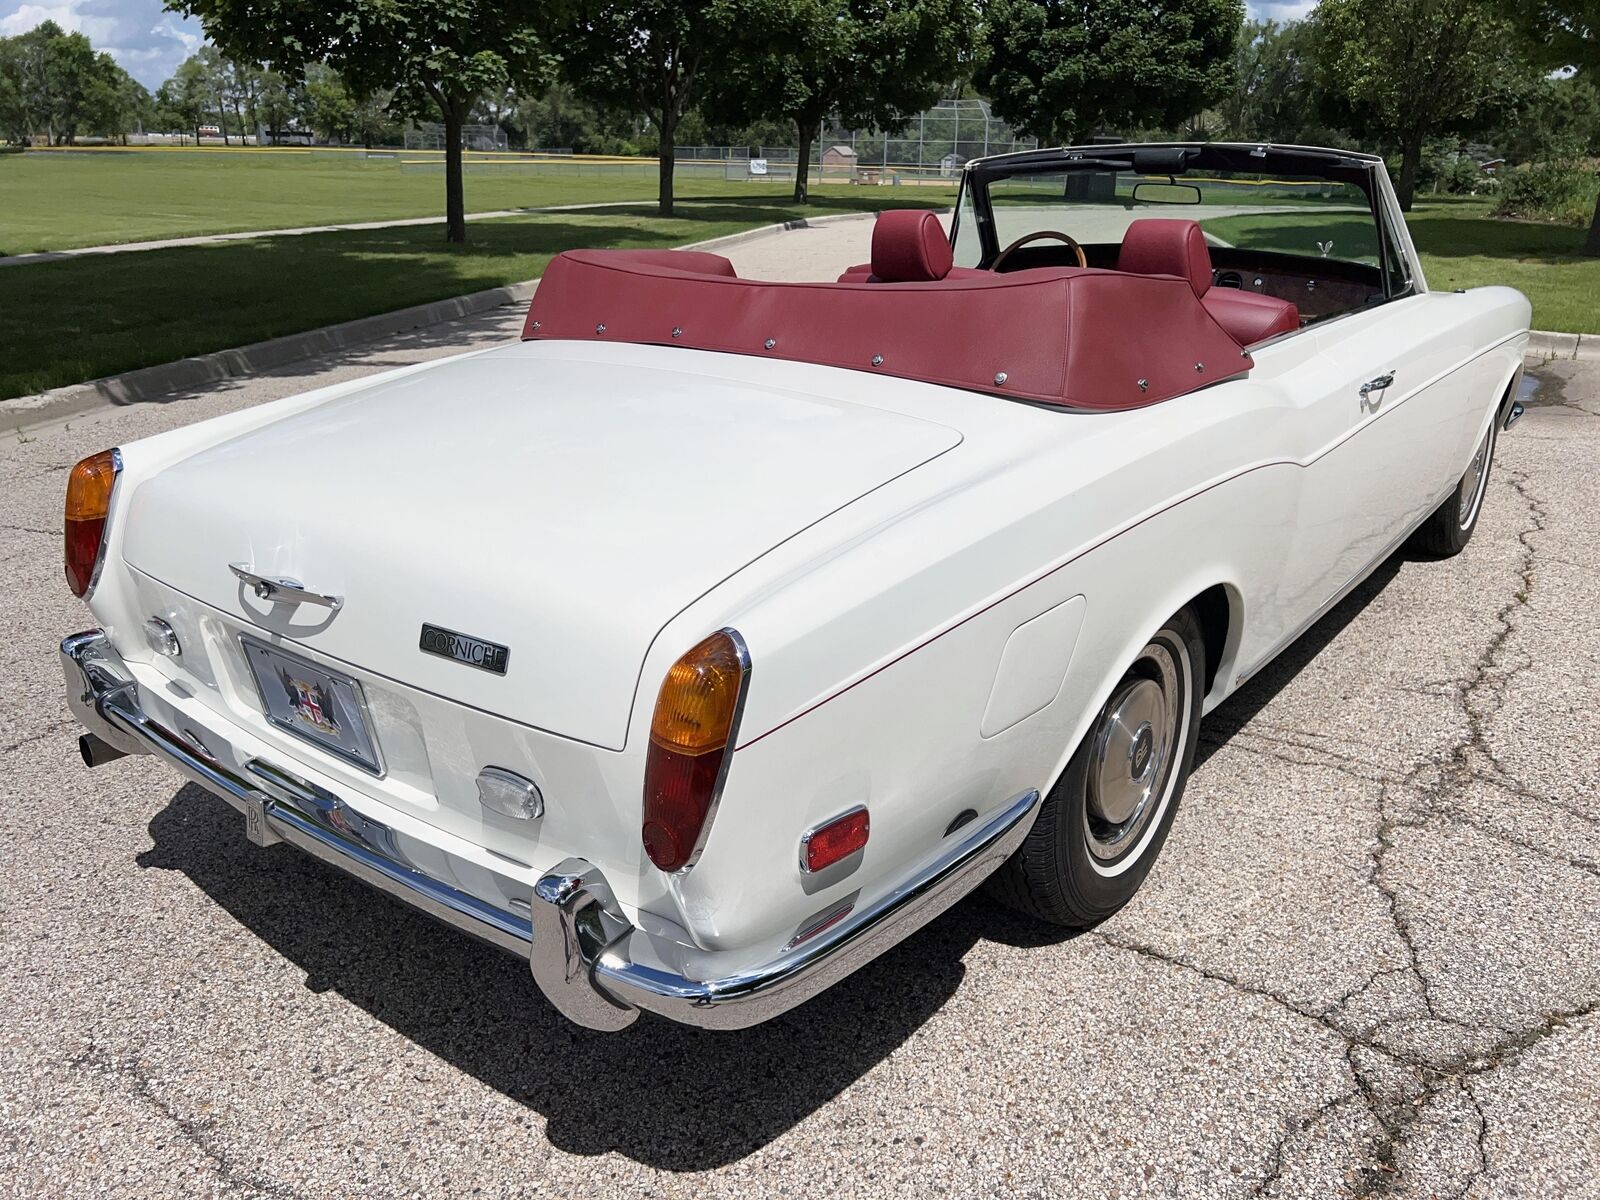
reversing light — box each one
[800,807,870,873]
[641,629,750,872]
[64,448,120,597]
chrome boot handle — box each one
[1358,371,1394,400]
[229,563,343,611]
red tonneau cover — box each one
[522,249,1251,411]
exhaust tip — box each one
[79,732,128,768]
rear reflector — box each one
[641,629,750,872]
[64,448,120,597]
[800,806,870,873]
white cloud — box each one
[1245,0,1320,20]
[0,0,206,89]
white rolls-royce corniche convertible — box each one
[60,143,1528,1031]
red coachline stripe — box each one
[732,335,1521,752]
[735,458,1298,750]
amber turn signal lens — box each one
[642,630,750,872]
[64,448,119,597]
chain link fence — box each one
[678,99,1037,183]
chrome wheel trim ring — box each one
[1083,633,1191,876]
[1458,426,1494,530]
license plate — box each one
[240,635,383,775]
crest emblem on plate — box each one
[277,666,340,735]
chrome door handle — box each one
[1358,372,1395,405]
[229,563,343,611]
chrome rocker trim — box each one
[61,629,1041,1032]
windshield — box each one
[959,168,1380,269]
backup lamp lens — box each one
[642,630,749,872]
[64,448,119,597]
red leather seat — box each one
[599,249,738,277]
[1117,218,1299,345]
[837,210,987,284]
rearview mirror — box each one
[1131,180,1203,205]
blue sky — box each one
[2,0,1316,92]
[0,1,201,88]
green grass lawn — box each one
[3,149,1593,403]
[0,194,953,400]
[1,148,915,254]
[1205,200,1598,333]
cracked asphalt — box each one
[1,259,1597,1194]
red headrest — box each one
[1118,219,1212,297]
[871,210,953,282]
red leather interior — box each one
[871,209,954,281]
[595,249,738,277]
[1118,219,1213,297]
[1202,287,1301,344]
[1118,218,1300,344]
[523,250,1251,411]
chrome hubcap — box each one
[1085,641,1182,861]
[1458,428,1492,529]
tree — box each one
[1495,0,1600,250]
[1312,0,1523,211]
[82,53,150,142]
[975,0,1243,145]
[254,67,296,142]
[194,46,233,142]
[557,0,767,215]
[0,21,150,143]
[0,37,28,143]
[158,56,213,141]
[707,0,973,203]
[1220,20,1318,142]
[170,0,558,241]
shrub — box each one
[1493,158,1598,225]
[1439,154,1493,196]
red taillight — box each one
[641,630,750,872]
[64,448,119,597]
[801,807,870,873]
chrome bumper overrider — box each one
[61,630,1041,1031]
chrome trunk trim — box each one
[60,630,1040,1032]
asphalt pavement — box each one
[1,220,1597,1198]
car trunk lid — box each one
[120,343,961,749]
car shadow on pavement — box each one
[136,789,1063,1169]
[1192,551,1406,769]
[131,547,1418,1168]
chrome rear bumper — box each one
[62,630,1040,1031]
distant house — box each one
[822,144,858,170]
[1478,158,1506,175]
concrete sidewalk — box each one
[0,200,673,268]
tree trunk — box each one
[1584,191,1600,258]
[1396,134,1423,212]
[657,115,675,217]
[794,119,818,204]
[443,100,467,243]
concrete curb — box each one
[0,211,879,432]
[1526,329,1598,362]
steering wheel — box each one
[992,230,1087,272]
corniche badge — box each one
[419,624,510,675]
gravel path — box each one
[1,221,1595,1197]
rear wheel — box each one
[988,607,1204,927]
[1408,420,1496,558]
